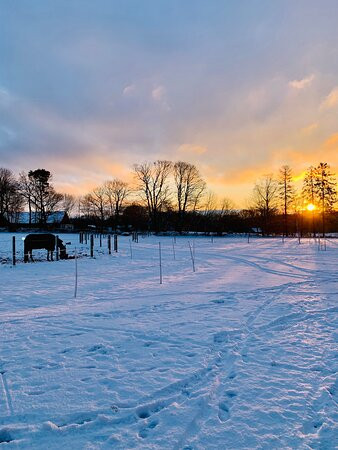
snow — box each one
[0,234,337,449]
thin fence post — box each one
[159,242,162,284]
[114,234,118,252]
[99,234,102,248]
[188,241,195,273]
[85,233,88,244]
[55,235,59,261]
[129,239,133,259]
[74,247,78,298]
[90,234,94,257]
[12,236,16,266]
[108,235,111,254]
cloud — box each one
[320,87,338,110]
[324,133,338,149]
[289,74,314,89]
[151,85,170,110]
[122,84,136,96]
[177,144,207,156]
[300,122,318,135]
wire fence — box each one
[0,232,336,266]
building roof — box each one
[16,211,68,224]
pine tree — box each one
[313,162,337,237]
[302,166,317,236]
[278,165,294,236]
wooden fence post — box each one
[188,241,195,273]
[55,235,59,261]
[129,239,133,259]
[12,236,16,266]
[74,247,78,298]
[114,234,118,252]
[159,242,162,284]
[90,234,94,257]
[108,235,111,254]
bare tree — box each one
[219,197,235,215]
[83,186,107,226]
[173,161,206,231]
[203,191,218,214]
[278,165,294,236]
[0,168,23,222]
[134,160,172,230]
[313,162,337,237]
[61,193,76,215]
[103,179,130,229]
[19,171,34,224]
[253,175,278,235]
[216,197,236,234]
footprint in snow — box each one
[218,401,230,422]
[138,419,159,439]
[0,429,13,443]
[225,390,237,399]
[228,371,237,380]
[137,409,151,419]
[213,331,229,344]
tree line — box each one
[0,161,337,236]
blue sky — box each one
[1,0,338,204]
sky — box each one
[1,0,338,206]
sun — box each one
[306,203,315,211]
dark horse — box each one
[24,233,68,262]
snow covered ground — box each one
[0,233,337,449]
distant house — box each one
[0,214,9,229]
[16,211,73,230]
[251,227,262,234]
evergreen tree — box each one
[278,165,294,236]
[313,162,337,237]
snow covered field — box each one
[0,234,337,449]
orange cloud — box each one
[300,122,318,135]
[289,74,314,90]
[320,87,338,110]
[178,144,207,155]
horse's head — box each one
[57,238,68,260]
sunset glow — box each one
[307,203,316,211]
[1,1,338,205]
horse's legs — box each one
[30,251,34,262]
[51,250,54,261]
